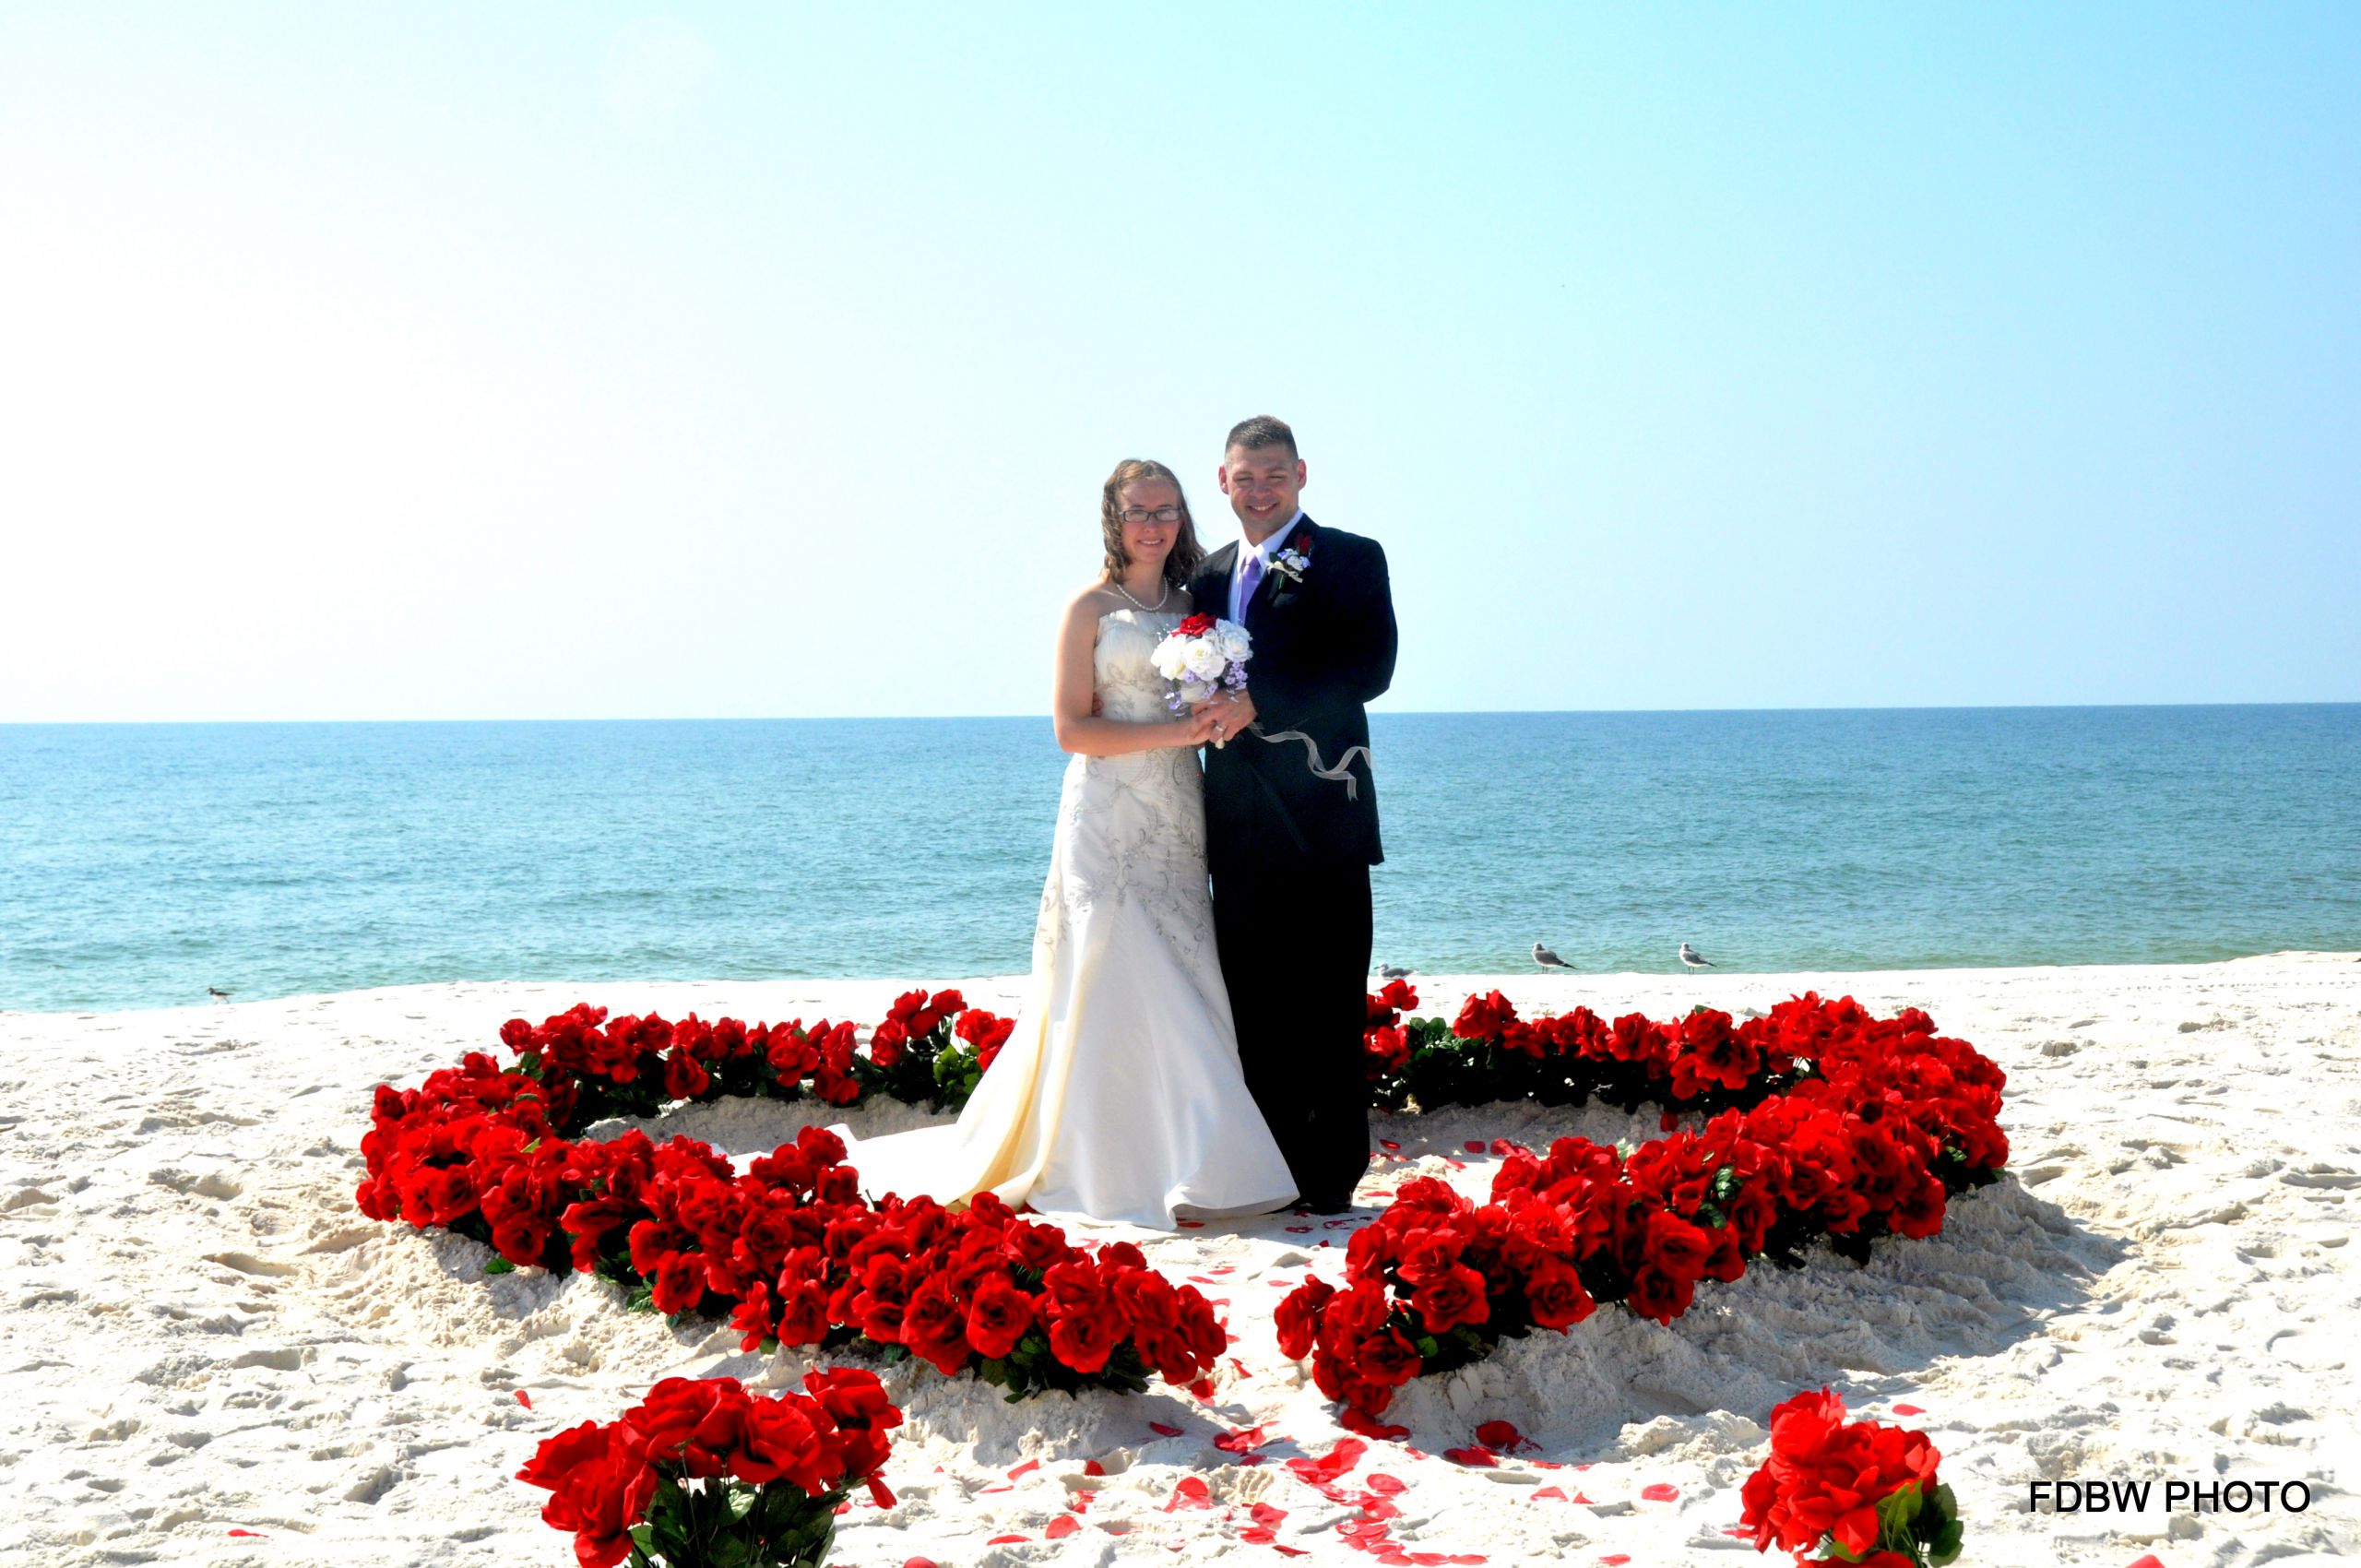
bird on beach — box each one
[1678,944,1717,969]
[1532,944,1572,970]
[1375,964,1413,980]
[207,986,231,999]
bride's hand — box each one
[1180,707,1226,747]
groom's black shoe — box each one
[1296,1193,1357,1216]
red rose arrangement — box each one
[497,990,1004,1132]
[1738,1386,1961,1568]
[357,1006,1225,1401]
[517,1370,900,1568]
[1291,992,2008,1416]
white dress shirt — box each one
[1228,508,1307,624]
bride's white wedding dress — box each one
[836,608,1298,1229]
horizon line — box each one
[5,698,2358,728]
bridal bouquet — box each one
[1149,612,1252,715]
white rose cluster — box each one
[1149,618,1252,705]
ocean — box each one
[3,706,2356,1013]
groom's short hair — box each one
[1226,415,1297,457]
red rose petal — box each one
[1380,1139,1402,1151]
[1463,1141,1485,1153]
[513,1389,532,1408]
[1365,1473,1406,1495]
[1252,1503,1289,1525]
[1892,1403,1926,1416]
[987,1535,1028,1545]
[1488,1138,1516,1155]
[1084,1459,1108,1477]
[1531,1486,1566,1502]
[1443,1158,1467,1170]
[1008,1458,1040,1479]
[2127,1559,2167,1568]
[1179,1219,1205,1229]
[1150,1421,1185,1437]
[1047,1515,1082,1539]
[1164,1476,1214,1511]
[1641,1482,1679,1502]
[227,1529,267,1538]
[1600,1558,1631,1566]
[1189,1378,1217,1402]
[1474,1420,1523,1450]
[1286,1226,1313,1234]
[1340,1409,1411,1442]
[1442,1446,1496,1467]
[1215,1424,1272,1454]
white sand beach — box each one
[5,955,2355,1568]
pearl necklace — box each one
[1113,577,1172,612]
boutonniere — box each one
[1268,540,1312,586]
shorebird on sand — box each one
[1375,964,1413,980]
[1532,944,1572,970]
[1679,944,1717,969]
[207,987,231,1000]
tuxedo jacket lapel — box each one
[1245,516,1315,634]
[1197,542,1240,620]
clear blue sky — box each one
[4,3,2355,720]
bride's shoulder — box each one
[1061,583,1125,636]
[1064,582,1122,617]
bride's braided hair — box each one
[1100,458,1207,588]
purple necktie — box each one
[1237,551,1264,621]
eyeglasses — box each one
[1119,506,1183,525]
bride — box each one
[836,459,1299,1229]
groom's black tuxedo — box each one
[1187,515,1397,1210]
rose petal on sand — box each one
[1047,1515,1082,1539]
[1641,1482,1679,1502]
[1443,1447,1497,1467]
[1892,1403,1927,1417]
[512,1390,531,1408]
[1007,1458,1039,1479]
[1165,1476,1214,1512]
[1150,1421,1185,1437]
[1474,1420,1524,1451]
[1341,1409,1412,1441]
[1530,1487,1566,1503]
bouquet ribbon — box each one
[1249,722,1372,800]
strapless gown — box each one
[834,609,1298,1229]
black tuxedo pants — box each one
[1207,848,1373,1208]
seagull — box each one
[1532,944,1572,970]
[207,986,231,1000]
[1375,964,1413,980]
[1679,944,1717,969]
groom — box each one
[1190,416,1397,1214]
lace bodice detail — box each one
[1094,609,1183,722]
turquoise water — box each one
[2,707,2355,1013]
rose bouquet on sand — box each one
[1148,612,1252,718]
[1738,1387,1962,1568]
[517,1371,900,1568]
